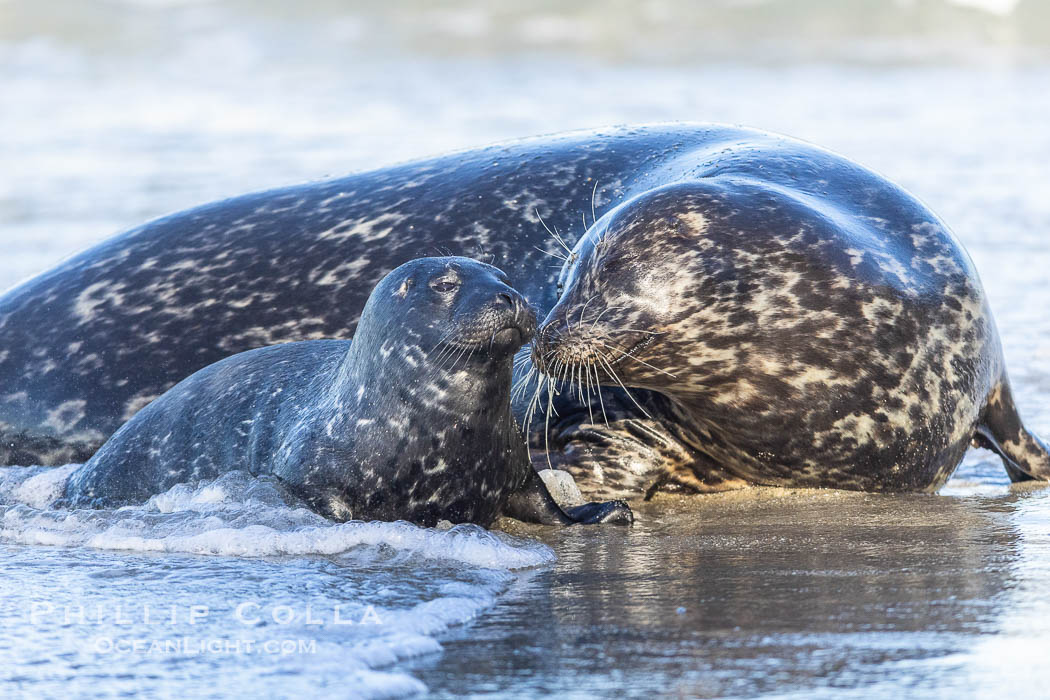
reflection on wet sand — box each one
[413,485,1050,698]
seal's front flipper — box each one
[565,500,633,525]
[502,469,633,526]
[529,387,749,501]
[977,378,1050,482]
[501,468,575,525]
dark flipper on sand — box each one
[502,469,633,526]
[976,377,1050,483]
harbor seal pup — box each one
[529,178,1050,497]
[63,257,632,526]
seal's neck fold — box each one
[330,329,515,423]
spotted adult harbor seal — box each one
[529,179,1050,497]
[63,257,632,526]
[1,124,1047,498]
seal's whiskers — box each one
[533,245,569,263]
[534,208,575,260]
[597,355,652,420]
[595,339,677,379]
[588,305,629,331]
[592,362,609,425]
[590,179,599,230]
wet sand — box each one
[411,482,1050,698]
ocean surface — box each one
[1,0,1049,697]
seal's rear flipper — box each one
[976,378,1050,483]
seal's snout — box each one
[532,310,657,383]
[451,284,537,354]
[531,322,559,373]
[490,288,537,347]
[532,316,598,375]
[509,291,538,343]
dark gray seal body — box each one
[63,257,632,527]
[2,124,1046,500]
[2,123,710,465]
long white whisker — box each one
[604,328,668,335]
[512,365,537,402]
[598,355,652,420]
[578,294,598,330]
[597,340,677,379]
[592,362,608,425]
[590,179,599,226]
[533,245,568,262]
[523,376,543,433]
[535,208,574,257]
[589,305,628,331]
[584,361,594,425]
[543,374,555,470]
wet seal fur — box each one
[62,257,632,527]
[530,176,1050,497]
[0,122,783,466]
[1,124,1046,500]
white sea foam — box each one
[0,466,554,698]
[0,464,78,508]
[0,468,555,568]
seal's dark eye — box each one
[430,279,459,293]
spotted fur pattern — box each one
[3,124,1045,501]
[533,159,1049,495]
[1,124,727,465]
[63,258,539,527]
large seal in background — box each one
[2,123,707,465]
[0,124,1045,499]
[63,257,632,526]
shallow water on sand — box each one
[423,485,1050,698]
[2,0,1050,697]
[0,469,556,698]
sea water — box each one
[0,468,554,698]
[1,0,1049,697]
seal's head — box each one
[359,256,537,364]
[532,183,718,397]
